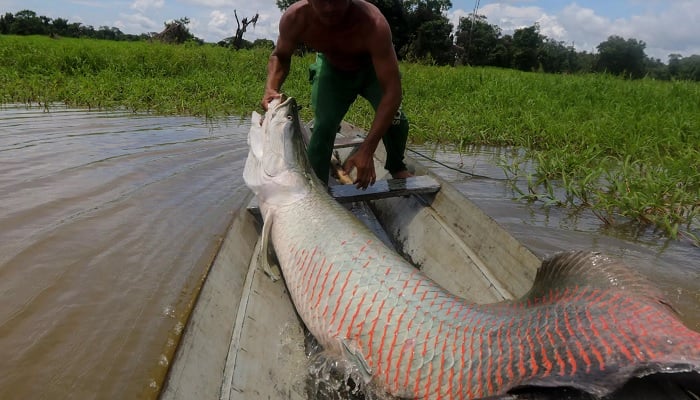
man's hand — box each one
[261,89,282,111]
[343,147,376,189]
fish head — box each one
[243,96,317,210]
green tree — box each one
[66,22,85,37]
[454,14,501,66]
[94,26,124,40]
[511,24,543,71]
[491,34,513,68]
[595,35,647,78]
[401,0,454,64]
[368,0,409,57]
[51,17,69,36]
[10,10,46,35]
[671,55,700,81]
[575,51,596,73]
[644,57,669,80]
[668,53,683,77]
[682,55,700,81]
[403,18,454,64]
[0,12,14,34]
[252,38,276,49]
[538,38,578,73]
[276,0,296,11]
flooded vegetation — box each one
[2,35,698,240]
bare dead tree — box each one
[232,10,259,50]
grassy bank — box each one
[397,64,700,242]
[0,35,271,116]
[1,35,698,242]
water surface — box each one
[0,105,250,399]
[1,106,697,399]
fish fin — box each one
[259,209,281,282]
[341,339,373,384]
[522,250,671,310]
[242,111,264,194]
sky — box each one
[2,0,699,62]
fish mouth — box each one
[268,94,290,113]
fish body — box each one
[243,97,700,399]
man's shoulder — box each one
[282,0,307,17]
[354,0,382,15]
[279,1,312,38]
[353,0,387,23]
[351,0,391,34]
[281,0,315,26]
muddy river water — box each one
[0,105,697,399]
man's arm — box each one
[262,8,302,110]
[343,16,402,188]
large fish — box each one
[243,97,700,399]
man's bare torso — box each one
[292,0,383,71]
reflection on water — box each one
[1,107,697,399]
[0,105,250,399]
[410,143,700,332]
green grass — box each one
[1,35,698,242]
[0,35,270,116]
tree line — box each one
[0,10,147,41]
[0,9,269,48]
[3,5,700,81]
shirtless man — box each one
[261,0,411,189]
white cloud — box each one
[69,0,113,8]
[619,1,700,59]
[480,4,544,30]
[536,14,566,41]
[115,13,161,34]
[179,0,233,7]
[131,0,165,12]
[556,4,614,52]
[201,10,230,40]
[208,10,228,28]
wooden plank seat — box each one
[329,175,440,203]
[332,135,365,148]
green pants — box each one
[308,53,409,184]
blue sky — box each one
[1,0,698,61]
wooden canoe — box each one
[160,122,699,400]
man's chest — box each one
[301,26,367,54]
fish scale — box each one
[244,97,700,399]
